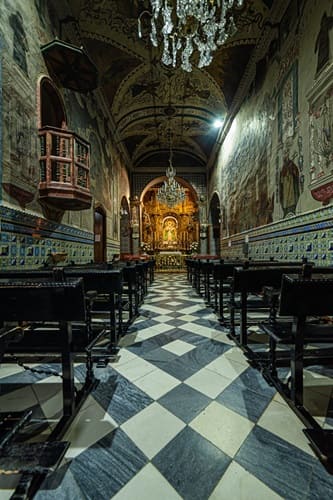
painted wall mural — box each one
[217,92,274,234]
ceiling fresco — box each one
[50,0,278,173]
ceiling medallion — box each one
[138,0,245,72]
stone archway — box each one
[140,176,199,253]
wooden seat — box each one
[63,268,123,354]
[229,265,305,350]
[257,273,333,462]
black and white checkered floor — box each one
[1,273,333,499]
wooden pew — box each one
[229,265,305,349]
[0,278,100,496]
[62,268,123,354]
[211,259,305,325]
[258,273,333,462]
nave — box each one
[1,274,333,499]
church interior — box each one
[1,0,333,498]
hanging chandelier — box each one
[157,151,186,207]
[138,0,245,72]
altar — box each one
[155,252,186,271]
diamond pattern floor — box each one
[1,273,333,499]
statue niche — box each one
[162,217,178,248]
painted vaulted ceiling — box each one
[47,0,283,174]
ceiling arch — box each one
[47,0,281,173]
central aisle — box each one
[33,273,333,499]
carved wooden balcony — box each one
[38,126,92,210]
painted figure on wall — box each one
[9,12,28,74]
[280,158,300,217]
[315,13,333,74]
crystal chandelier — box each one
[138,0,244,72]
[157,151,186,207]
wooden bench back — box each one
[0,278,86,321]
[63,268,123,293]
[232,266,304,293]
[279,274,333,317]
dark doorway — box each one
[40,77,66,128]
[94,207,106,263]
[209,193,221,256]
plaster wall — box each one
[209,0,333,264]
[0,0,127,267]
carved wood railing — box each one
[38,126,92,210]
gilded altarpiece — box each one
[141,187,199,253]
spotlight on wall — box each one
[213,118,223,128]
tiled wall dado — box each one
[0,205,96,269]
[221,205,333,266]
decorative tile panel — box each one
[0,205,94,269]
[221,205,333,266]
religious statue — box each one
[163,219,177,244]
[280,158,300,217]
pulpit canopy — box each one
[41,39,98,93]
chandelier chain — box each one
[157,134,186,208]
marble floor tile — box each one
[2,272,333,500]
[112,357,156,382]
[167,330,209,346]
[136,323,174,340]
[223,346,251,365]
[177,304,207,315]
[158,383,211,423]
[91,370,153,425]
[308,458,333,498]
[162,339,195,356]
[303,387,332,424]
[151,314,175,323]
[190,401,254,457]
[205,355,247,381]
[140,346,178,368]
[209,461,283,500]
[152,426,231,500]
[68,429,148,499]
[64,395,118,459]
[185,366,232,398]
[211,331,235,346]
[126,333,175,357]
[0,363,25,379]
[0,384,39,412]
[177,314,198,322]
[230,367,276,399]
[110,348,138,367]
[257,398,315,456]
[155,356,199,381]
[132,367,180,399]
[140,304,173,315]
[216,379,273,422]
[113,463,182,500]
[117,333,140,348]
[235,426,318,500]
[121,402,185,459]
[36,464,85,500]
[179,322,220,338]
[34,381,64,421]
